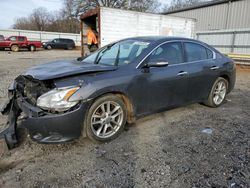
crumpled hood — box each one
[24,59,117,80]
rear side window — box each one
[184,42,213,62]
[18,37,25,42]
[148,42,184,65]
[206,48,214,59]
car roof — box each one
[56,38,73,40]
[124,36,199,43]
[122,36,213,50]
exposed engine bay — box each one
[15,75,54,105]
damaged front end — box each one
[1,75,88,149]
[0,75,54,149]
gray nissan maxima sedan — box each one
[0,37,236,149]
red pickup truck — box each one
[0,36,42,52]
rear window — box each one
[61,39,74,43]
[184,42,213,62]
[0,35,4,41]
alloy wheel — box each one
[213,80,227,105]
[90,101,124,139]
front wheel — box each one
[46,45,52,50]
[205,77,228,107]
[85,94,127,142]
[67,45,73,50]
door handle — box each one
[177,71,188,76]
[210,66,219,70]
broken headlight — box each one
[36,86,80,112]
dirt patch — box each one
[0,51,249,187]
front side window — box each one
[83,40,151,66]
[9,36,17,41]
[184,42,213,62]
[53,39,59,43]
[148,42,184,65]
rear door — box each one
[135,42,189,114]
[60,39,68,49]
[183,42,219,102]
[18,37,26,48]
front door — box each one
[134,42,189,115]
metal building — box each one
[164,0,250,31]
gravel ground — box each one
[0,50,249,188]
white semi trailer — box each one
[80,7,196,56]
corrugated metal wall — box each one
[167,0,250,31]
[197,28,250,54]
[0,29,81,46]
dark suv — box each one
[43,38,76,50]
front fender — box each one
[69,84,129,102]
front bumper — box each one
[0,97,89,149]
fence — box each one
[0,29,81,46]
[196,28,250,55]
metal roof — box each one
[163,0,242,14]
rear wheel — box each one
[85,94,127,142]
[11,45,19,52]
[67,45,73,50]
[205,77,228,107]
[29,45,36,52]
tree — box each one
[12,0,162,33]
[67,0,162,17]
[13,7,51,31]
[13,6,80,33]
[164,0,212,12]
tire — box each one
[66,45,73,50]
[204,77,228,107]
[47,45,52,50]
[29,45,36,52]
[85,94,127,142]
[11,45,19,52]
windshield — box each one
[82,40,150,66]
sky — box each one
[0,0,170,29]
[0,0,63,29]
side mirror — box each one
[144,61,169,68]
